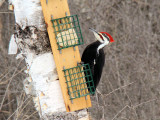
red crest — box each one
[100,32,114,42]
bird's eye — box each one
[106,36,110,41]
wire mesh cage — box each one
[51,15,84,50]
[63,64,95,100]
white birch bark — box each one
[8,0,89,119]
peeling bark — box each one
[14,24,51,55]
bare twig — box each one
[16,97,32,119]
[7,96,30,120]
[23,111,38,120]
[104,82,135,97]
[8,88,12,120]
[0,59,24,110]
[0,12,14,13]
[112,105,129,120]
[133,98,157,108]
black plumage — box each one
[81,41,105,93]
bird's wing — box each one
[81,44,96,77]
[94,49,105,88]
[81,45,94,63]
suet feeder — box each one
[63,63,95,100]
[51,15,83,50]
[40,0,93,112]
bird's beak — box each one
[89,28,99,34]
[89,28,104,43]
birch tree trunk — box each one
[8,0,89,119]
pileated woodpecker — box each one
[81,28,114,93]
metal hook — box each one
[65,12,68,16]
[59,50,62,54]
[85,96,88,100]
[63,66,65,70]
[71,100,73,104]
[51,15,53,20]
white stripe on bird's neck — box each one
[97,35,109,54]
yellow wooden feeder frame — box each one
[40,0,93,112]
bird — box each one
[81,28,114,94]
